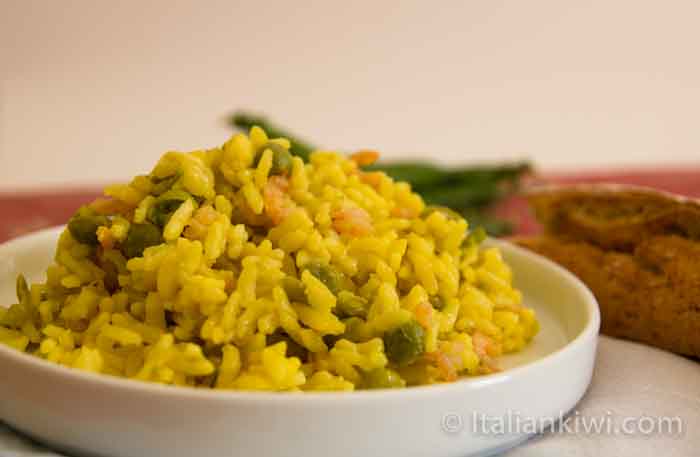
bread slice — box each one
[517,184,700,356]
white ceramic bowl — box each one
[0,227,599,457]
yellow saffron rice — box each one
[0,127,538,391]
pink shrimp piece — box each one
[445,341,467,367]
[471,331,492,359]
[184,205,219,239]
[267,175,290,192]
[425,351,458,382]
[194,205,219,225]
[263,176,293,225]
[391,206,418,219]
[480,358,502,374]
[331,207,373,237]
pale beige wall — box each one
[1,0,699,190]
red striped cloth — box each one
[1,169,699,243]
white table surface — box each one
[1,335,698,457]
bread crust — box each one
[518,184,700,356]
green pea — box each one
[148,200,182,228]
[122,223,163,259]
[270,146,293,175]
[255,142,293,175]
[383,320,425,367]
[147,190,192,228]
[362,367,406,389]
[338,317,365,343]
[150,171,182,196]
[67,211,107,246]
[305,262,344,295]
[336,291,368,318]
[282,277,307,303]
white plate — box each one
[0,227,600,457]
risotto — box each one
[0,127,538,391]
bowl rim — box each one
[0,226,600,403]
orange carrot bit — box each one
[425,351,458,382]
[414,301,434,330]
[96,226,114,250]
[263,176,293,225]
[350,150,380,167]
[360,171,384,189]
[331,207,373,237]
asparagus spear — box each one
[420,181,504,209]
[362,162,449,189]
[459,209,513,237]
[230,113,315,162]
[364,162,530,190]
[228,111,529,236]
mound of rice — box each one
[0,127,538,391]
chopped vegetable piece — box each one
[460,210,512,238]
[464,226,487,247]
[362,367,406,389]
[336,291,368,318]
[383,320,425,366]
[122,223,162,259]
[255,142,293,176]
[305,262,344,295]
[67,208,109,246]
[350,150,380,167]
[147,190,192,228]
[150,171,182,196]
[282,277,307,303]
[420,181,502,209]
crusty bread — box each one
[517,184,700,356]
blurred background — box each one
[2,0,699,192]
